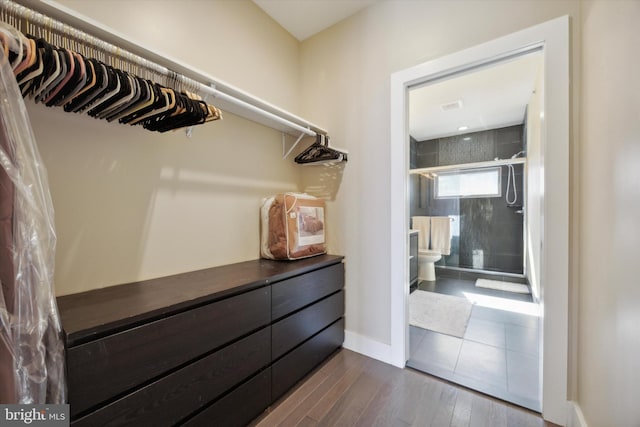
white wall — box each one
[526,66,544,300]
[30,0,303,295]
[579,2,640,426]
[299,0,580,351]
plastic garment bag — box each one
[0,48,65,403]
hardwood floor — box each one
[252,349,558,427]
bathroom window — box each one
[435,167,501,199]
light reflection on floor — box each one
[462,291,540,317]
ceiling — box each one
[409,52,544,141]
[252,0,379,41]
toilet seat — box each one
[418,249,441,257]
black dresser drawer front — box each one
[271,318,344,401]
[71,327,270,427]
[182,368,271,427]
[272,290,344,360]
[271,263,344,321]
[68,287,270,417]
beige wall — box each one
[580,2,640,426]
[299,0,580,350]
[32,0,303,295]
[57,0,301,111]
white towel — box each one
[411,216,430,250]
[430,216,451,255]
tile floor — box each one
[407,275,541,412]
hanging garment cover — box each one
[0,71,17,405]
[0,47,65,403]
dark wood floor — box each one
[252,349,558,427]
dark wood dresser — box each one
[56,255,345,426]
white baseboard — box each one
[568,401,588,427]
[343,330,394,365]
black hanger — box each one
[145,92,208,132]
[126,86,172,126]
[34,47,65,103]
[65,59,103,112]
[86,67,126,116]
[52,52,87,106]
[103,75,145,121]
[16,35,42,85]
[71,64,115,113]
[46,49,84,107]
[119,81,163,124]
[55,54,90,106]
[20,38,51,97]
[295,134,347,164]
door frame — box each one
[389,16,569,425]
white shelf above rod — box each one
[410,157,526,175]
[7,0,326,139]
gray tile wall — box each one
[409,125,525,274]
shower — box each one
[506,150,525,205]
[409,125,527,275]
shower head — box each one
[511,150,526,159]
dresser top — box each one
[57,255,344,346]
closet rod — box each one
[2,0,324,138]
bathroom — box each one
[410,124,526,280]
[406,51,543,411]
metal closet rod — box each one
[0,0,323,138]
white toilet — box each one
[412,216,451,282]
[418,249,441,281]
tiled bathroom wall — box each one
[410,125,525,274]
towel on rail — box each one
[430,216,451,255]
[411,216,431,250]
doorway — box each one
[406,51,542,411]
[389,16,569,425]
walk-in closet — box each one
[0,0,346,423]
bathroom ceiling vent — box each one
[440,100,464,112]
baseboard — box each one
[568,401,588,427]
[343,330,394,365]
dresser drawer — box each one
[271,318,344,401]
[183,368,271,427]
[271,263,344,321]
[272,291,344,360]
[71,327,270,426]
[68,287,270,417]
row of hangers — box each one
[0,22,221,132]
[295,133,348,165]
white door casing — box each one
[389,16,569,425]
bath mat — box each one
[475,278,530,294]
[409,290,473,338]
